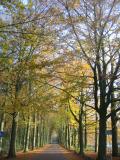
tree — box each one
[52,59,92,155]
[55,0,120,159]
[0,0,57,157]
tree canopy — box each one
[0,0,120,160]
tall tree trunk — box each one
[21,127,26,149]
[79,120,84,155]
[0,113,5,153]
[36,125,40,147]
[65,125,68,148]
[32,113,36,150]
[71,127,74,147]
[84,110,87,148]
[79,106,84,156]
[36,114,41,147]
[40,118,44,146]
[111,93,118,156]
[8,112,17,158]
[62,125,65,146]
[95,113,98,152]
[67,124,70,149]
[73,128,77,149]
[97,112,107,160]
[24,116,30,152]
[39,118,42,147]
[58,127,62,144]
[111,107,118,156]
[16,127,22,150]
[110,59,118,156]
[42,119,45,146]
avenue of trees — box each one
[0,0,120,160]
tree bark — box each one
[65,125,68,148]
[84,110,87,148]
[24,116,30,152]
[67,124,70,149]
[97,112,107,160]
[42,119,45,146]
[73,128,77,149]
[111,107,118,156]
[110,57,118,157]
[36,125,40,147]
[62,125,65,146]
[95,113,98,152]
[32,113,36,150]
[79,106,84,156]
[8,112,17,158]
[111,91,118,156]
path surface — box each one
[29,144,67,160]
[4,145,119,160]
[7,144,69,160]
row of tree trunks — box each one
[5,111,49,158]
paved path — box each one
[7,144,119,160]
[31,144,67,160]
[12,144,68,160]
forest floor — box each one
[1,144,120,160]
[84,152,120,160]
